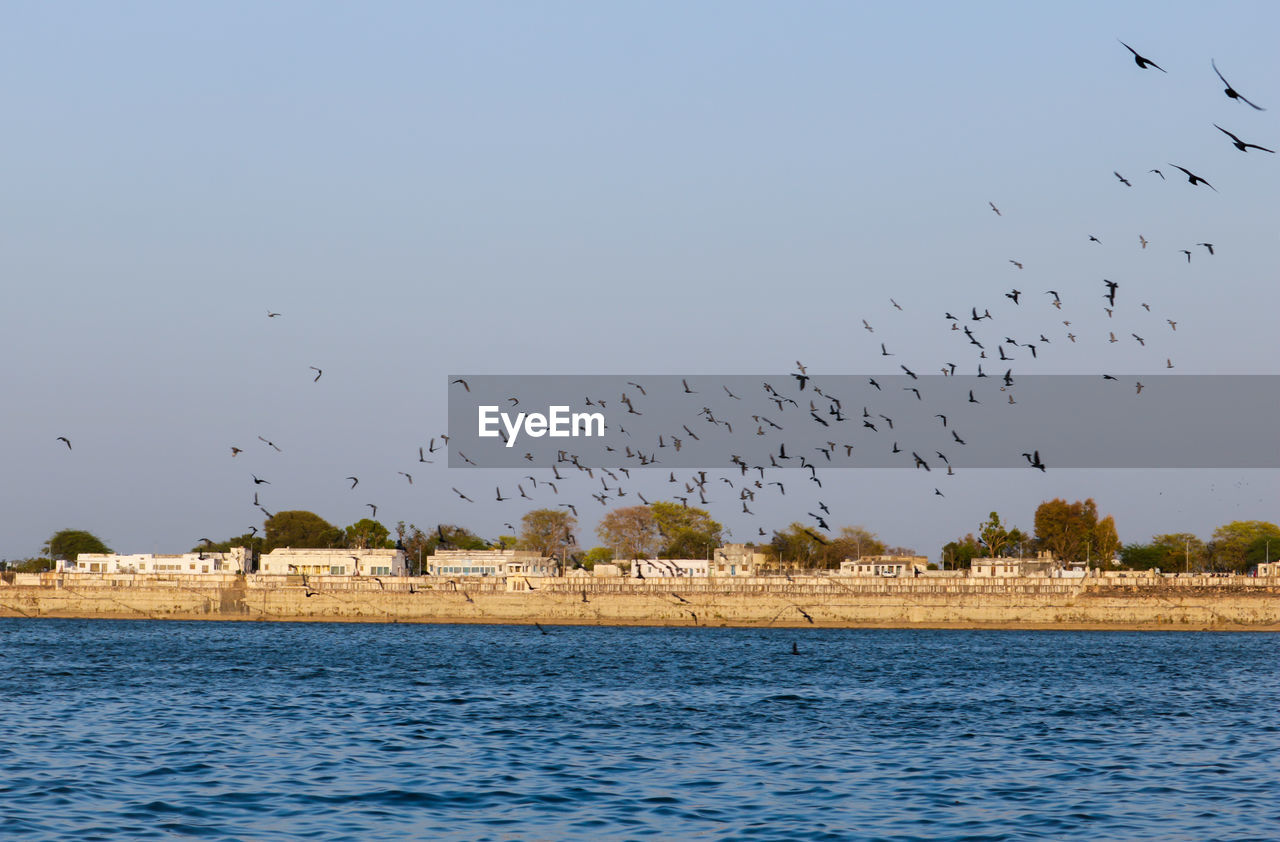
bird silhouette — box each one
[1119,40,1165,72]
[1169,164,1216,191]
[1212,59,1265,110]
[309,366,322,382]
[56,436,72,450]
[1114,171,1132,186]
[1213,124,1274,153]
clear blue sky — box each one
[3,2,1277,560]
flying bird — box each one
[257,435,282,452]
[1169,164,1216,191]
[1198,243,1215,255]
[1114,171,1132,186]
[989,201,1001,216]
[399,472,413,485]
[1213,124,1274,153]
[309,366,322,382]
[230,446,242,457]
[267,310,281,318]
[56,436,72,450]
[366,503,377,518]
[1119,40,1165,72]
[451,378,470,391]
[1212,59,1265,110]
[346,476,359,489]
[451,487,473,503]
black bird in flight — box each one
[1212,59,1265,110]
[252,474,270,485]
[451,487,473,502]
[418,447,432,463]
[367,503,377,518]
[1149,169,1164,180]
[399,472,413,485]
[1198,243,1215,255]
[1006,289,1021,304]
[1114,171,1132,187]
[267,310,281,318]
[989,201,1001,216]
[230,446,242,457]
[1023,450,1046,472]
[1119,40,1165,72]
[309,366,322,382]
[346,476,359,489]
[1213,124,1274,153]
[257,435,282,452]
[1104,279,1118,306]
[56,436,72,450]
[1169,164,1216,191]
[451,378,470,391]
[682,379,696,394]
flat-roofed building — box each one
[258,548,406,577]
[427,549,559,577]
[839,555,929,577]
[57,547,250,575]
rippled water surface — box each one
[2,620,1277,840]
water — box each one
[1,621,1277,841]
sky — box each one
[2,1,1278,561]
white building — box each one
[970,556,1063,577]
[258,548,406,577]
[839,555,929,577]
[428,549,559,577]
[633,558,709,578]
[57,547,250,575]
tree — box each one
[1033,498,1112,564]
[1093,515,1121,565]
[941,533,983,569]
[979,512,1013,557]
[1211,521,1280,572]
[596,506,659,560]
[264,511,344,551]
[520,508,577,559]
[191,533,263,556]
[395,522,432,575]
[649,501,722,558]
[429,524,490,552]
[43,529,111,561]
[344,518,393,550]
[1119,543,1166,571]
[770,524,883,569]
[1152,533,1206,573]
[580,547,614,570]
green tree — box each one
[650,501,722,558]
[344,518,393,550]
[190,533,264,555]
[597,506,659,559]
[429,524,490,552]
[1211,521,1280,572]
[43,529,111,561]
[1119,543,1166,570]
[580,547,614,570]
[1034,498,1114,564]
[520,508,577,559]
[941,533,983,569]
[1094,515,1121,565]
[264,511,344,551]
[769,524,881,569]
[1152,533,1206,573]
[395,522,432,575]
[979,512,1013,557]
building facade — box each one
[427,549,559,577]
[839,555,930,577]
[57,547,250,575]
[258,548,407,577]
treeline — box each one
[9,503,1278,575]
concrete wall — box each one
[1,573,1279,629]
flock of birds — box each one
[51,41,1270,557]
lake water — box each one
[2,620,1277,840]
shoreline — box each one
[3,573,1279,631]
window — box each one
[330,566,344,575]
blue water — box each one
[1,621,1277,841]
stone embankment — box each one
[2,572,1279,629]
